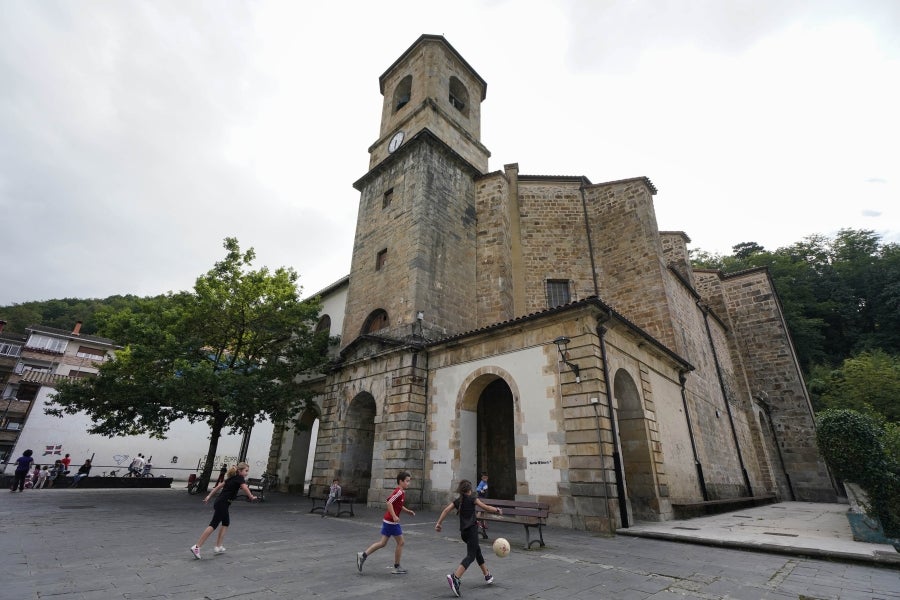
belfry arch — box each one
[457,368,520,500]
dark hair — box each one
[456,479,473,495]
[396,471,411,484]
[481,472,488,477]
[23,449,33,457]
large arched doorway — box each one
[343,392,377,496]
[476,378,516,500]
[287,408,318,494]
[614,368,659,521]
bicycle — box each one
[260,471,279,491]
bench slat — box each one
[475,498,549,549]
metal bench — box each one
[310,492,357,517]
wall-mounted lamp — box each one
[552,336,581,383]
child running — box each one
[434,479,503,597]
[356,471,415,574]
[190,462,256,559]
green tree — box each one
[50,238,328,491]
[816,409,900,537]
[813,351,900,422]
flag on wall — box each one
[43,444,62,456]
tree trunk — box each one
[196,410,227,493]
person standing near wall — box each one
[9,449,34,492]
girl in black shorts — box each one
[190,462,257,559]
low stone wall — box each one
[3,474,173,489]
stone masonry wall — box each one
[514,179,596,313]
[343,139,478,345]
[474,171,515,325]
[694,269,836,501]
[584,180,677,351]
[311,345,427,506]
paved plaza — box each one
[2,487,897,599]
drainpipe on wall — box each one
[412,348,429,510]
[596,315,629,528]
[699,302,753,497]
[579,186,600,297]
[679,370,709,501]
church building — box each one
[270,35,837,533]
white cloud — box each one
[2,0,898,305]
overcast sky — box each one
[2,1,898,307]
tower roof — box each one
[378,34,487,100]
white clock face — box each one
[388,131,405,153]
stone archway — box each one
[614,368,659,521]
[287,409,318,494]
[476,379,516,499]
[342,392,377,497]
[457,369,520,500]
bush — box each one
[816,409,900,538]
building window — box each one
[362,309,389,334]
[0,342,21,357]
[383,188,393,209]
[315,315,331,336]
[25,334,67,354]
[76,346,105,361]
[448,76,469,116]
[376,248,388,271]
[546,279,571,307]
[393,75,412,112]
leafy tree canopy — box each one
[691,229,900,374]
[48,238,328,489]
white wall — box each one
[2,387,273,481]
[430,346,560,497]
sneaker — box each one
[447,573,460,597]
[356,551,366,572]
[484,572,494,584]
[391,566,407,574]
[213,546,226,554]
[190,545,201,560]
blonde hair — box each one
[226,462,250,479]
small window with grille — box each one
[383,188,393,209]
[376,248,388,271]
[546,279,571,307]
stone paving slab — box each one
[619,501,900,567]
[1,489,898,600]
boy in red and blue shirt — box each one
[356,471,415,574]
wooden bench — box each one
[476,498,550,549]
[310,492,357,517]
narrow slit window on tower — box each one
[376,248,388,271]
[546,279,571,307]
[383,188,393,209]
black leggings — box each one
[459,526,484,569]
[11,471,28,491]
[209,500,231,528]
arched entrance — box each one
[343,392,376,496]
[614,368,659,521]
[287,408,318,493]
[477,379,516,499]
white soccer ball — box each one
[492,537,510,558]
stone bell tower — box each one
[341,35,490,346]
